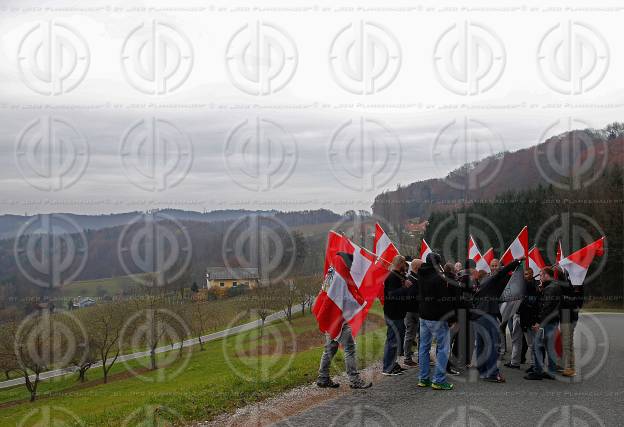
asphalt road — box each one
[276,313,624,427]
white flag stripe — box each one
[375,232,392,258]
[559,258,589,287]
[351,247,373,288]
[326,269,366,321]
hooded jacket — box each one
[417,262,457,321]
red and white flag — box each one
[373,223,400,264]
[558,237,605,286]
[468,235,491,272]
[501,226,529,267]
[313,252,367,339]
[323,231,353,276]
[528,246,546,274]
[483,247,495,265]
[420,239,432,261]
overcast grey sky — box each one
[1,0,623,214]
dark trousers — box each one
[383,316,406,373]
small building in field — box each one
[205,267,259,290]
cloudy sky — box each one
[0,0,623,214]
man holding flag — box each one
[314,239,374,389]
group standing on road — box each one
[316,250,583,390]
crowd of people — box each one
[316,251,584,390]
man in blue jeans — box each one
[525,267,562,380]
[419,318,451,388]
[415,252,457,390]
[382,255,411,376]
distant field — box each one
[60,275,147,298]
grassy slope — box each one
[0,304,386,426]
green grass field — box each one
[0,304,386,426]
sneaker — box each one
[404,358,418,367]
[525,366,535,374]
[524,373,543,380]
[432,382,454,390]
[504,362,520,369]
[382,366,404,376]
[317,379,340,388]
[350,380,372,389]
[542,372,555,380]
[446,367,460,376]
[417,379,431,387]
[397,366,408,373]
[561,368,576,377]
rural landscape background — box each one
[0,0,623,426]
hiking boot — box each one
[350,380,372,389]
[432,382,454,390]
[404,358,418,367]
[317,379,340,388]
[562,368,576,377]
[417,379,432,387]
[524,373,543,380]
[483,373,506,383]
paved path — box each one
[0,304,302,389]
[277,313,624,426]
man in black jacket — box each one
[525,267,562,380]
[403,258,422,367]
[416,253,457,390]
[517,268,539,373]
[382,255,411,376]
[473,258,522,383]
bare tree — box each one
[190,301,209,351]
[89,303,125,383]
